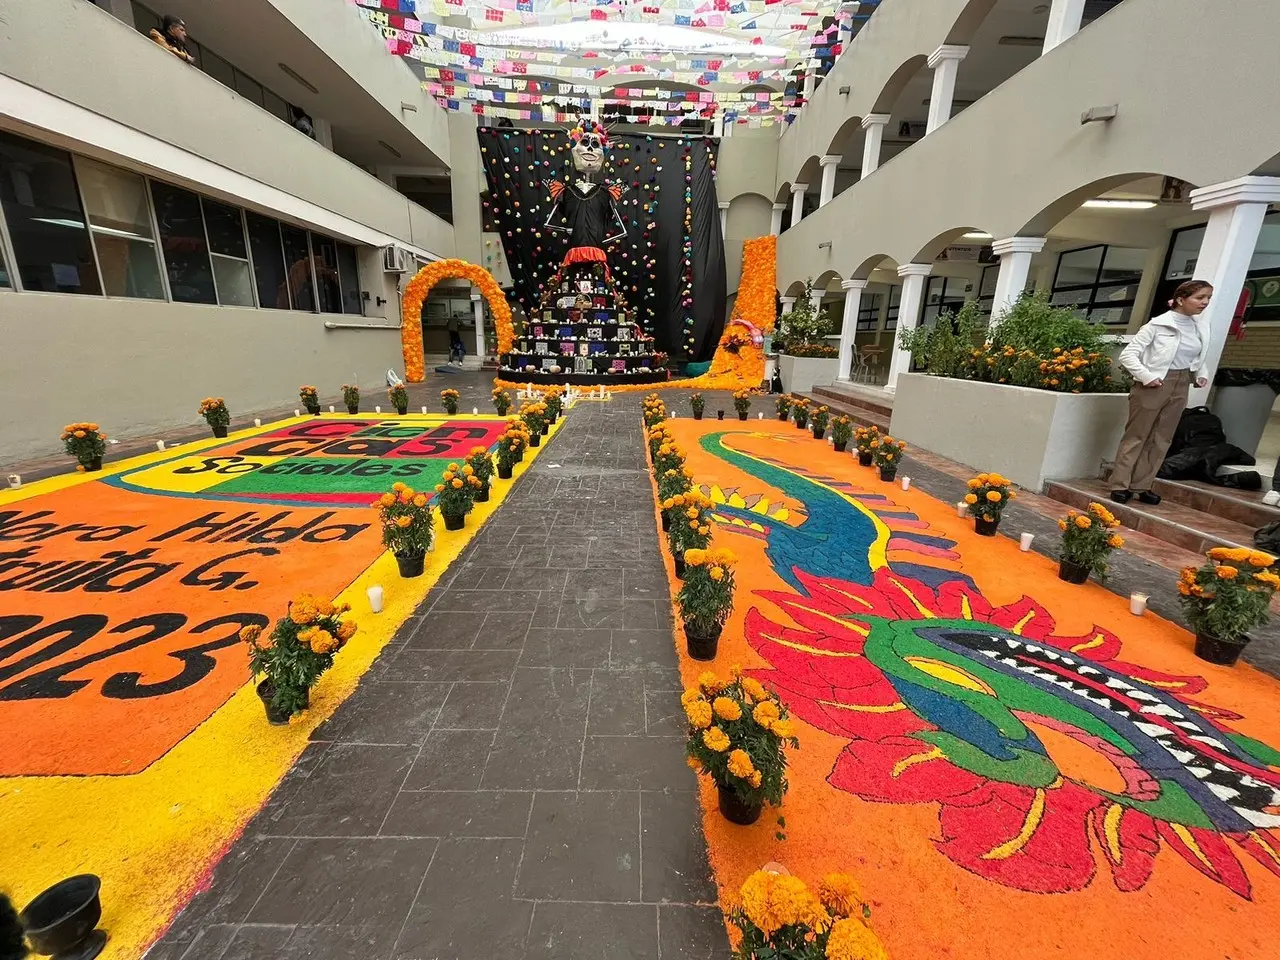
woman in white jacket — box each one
[1110,280,1213,504]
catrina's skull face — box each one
[571,132,605,174]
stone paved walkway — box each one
[149,390,729,960]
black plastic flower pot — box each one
[858,452,873,466]
[541,423,549,435]
[305,404,320,416]
[777,412,789,421]
[257,680,306,725]
[475,484,490,503]
[673,553,687,579]
[444,405,458,416]
[717,410,725,421]
[693,410,704,420]
[396,404,408,415]
[879,466,897,482]
[661,512,671,532]
[738,412,749,421]
[1058,559,1090,584]
[396,552,426,578]
[443,512,466,531]
[1194,631,1249,666]
[82,457,102,472]
[717,785,763,825]
[685,622,722,661]
[530,433,541,447]
[498,463,513,480]
[21,874,107,960]
[812,426,825,440]
[834,441,848,453]
[211,425,228,438]
[795,419,808,430]
[975,517,1000,537]
[347,404,359,414]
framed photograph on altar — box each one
[543,310,554,322]
[578,343,589,356]
[577,280,593,293]
[534,342,548,355]
[532,325,544,338]
[586,327,603,340]
[589,342,608,355]
[540,358,557,371]
[560,341,575,355]
[611,359,626,372]
[558,326,574,337]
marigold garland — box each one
[401,259,513,382]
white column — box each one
[838,3,855,49]
[809,288,824,317]
[1186,177,1280,406]
[860,114,890,177]
[790,183,808,228]
[470,293,485,368]
[990,237,1047,323]
[1043,0,1087,54]
[885,263,932,393]
[770,203,786,236]
[818,155,841,207]
[712,112,725,139]
[837,279,868,383]
[723,120,733,139]
[718,201,730,236]
[802,67,816,104]
[780,296,797,316]
[925,45,969,134]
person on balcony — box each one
[148,15,196,65]
[1110,280,1214,505]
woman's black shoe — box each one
[1110,490,1134,504]
[1137,491,1162,505]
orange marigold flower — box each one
[1217,565,1239,580]
[684,699,713,729]
[726,748,755,779]
[702,726,731,752]
[712,696,742,721]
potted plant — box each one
[733,390,752,421]
[299,386,320,415]
[682,667,797,823]
[831,415,853,453]
[440,388,460,415]
[690,393,706,420]
[496,426,524,479]
[658,468,694,532]
[434,461,482,530]
[792,397,811,430]
[507,418,530,461]
[198,397,231,438]
[242,594,357,724]
[854,424,880,466]
[676,547,737,659]
[543,387,564,423]
[465,446,495,502]
[810,404,830,440]
[342,384,360,414]
[520,401,548,445]
[963,472,1015,536]
[649,422,675,459]
[492,386,512,416]
[776,394,792,422]
[1056,502,1124,583]
[643,394,667,428]
[726,868,887,957]
[872,435,905,482]
[375,481,434,577]
[61,422,107,472]
[1179,547,1280,666]
[653,437,686,478]
[389,384,409,415]
[668,495,713,578]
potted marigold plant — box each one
[465,446,495,502]
[1057,502,1124,583]
[375,481,434,577]
[389,384,409,415]
[727,868,887,959]
[299,385,320,415]
[854,424,880,466]
[521,401,548,445]
[643,394,666,427]
[964,472,1015,536]
[61,422,107,472]
[676,547,736,657]
[439,388,459,415]
[242,593,357,724]
[342,384,360,414]
[506,417,530,461]
[792,397,811,430]
[831,415,853,453]
[668,497,713,578]
[776,394,792,422]
[543,387,564,423]
[492,386,511,416]
[683,667,797,821]
[810,404,830,441]
[1179,547,1280,666]
[872,435,905,482]
[435,461,483,530]
[733,390,752,420]
[649,422,675,459]
[496,427,524,479]
[653,437,685,478]
[198,397,231,438]
[690,393,706,420]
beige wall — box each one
[724,194,774,295]
[0,295,407,462]
[775,0,1280,293]
[717,128,779,204]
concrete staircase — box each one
[804,383,894,432]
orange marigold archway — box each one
[401,259,513,382]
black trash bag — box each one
[1166,406,1225,457]
[1158,442,1257,485]
[1256,520,1280,554]
[1157,447,1206,480]
[1220,470,1263,490]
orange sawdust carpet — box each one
[655,418,1280,960]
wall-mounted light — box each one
[817,241,832,250]
[1081,105,1119,124]
[400,102,419,114]
[278,62,319,94]
[838,86,851,95]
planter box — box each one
[889,373,1129,491]
[778,354,839,395]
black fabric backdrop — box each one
[478,128,726,363]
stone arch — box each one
[851,254,899,282]
[945,0,999,45]
[795,155,822,192]
[1016,172,1199,236]
[871,54,928,114]
[911,226,992,264]
[826,114,866,160]
[401,259,512,382]
[783,279,808,299]
[775,181,793,204]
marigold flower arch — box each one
[401,259,514,382]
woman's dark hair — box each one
[1171,279,1213,307]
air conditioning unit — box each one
[382,245,411,273]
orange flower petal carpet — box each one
[655,419,1280,960]
[0,412,560,959]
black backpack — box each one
[1166,406,1226,457]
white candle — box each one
[956,501,967,517]
[757,412,763,420]
[421,406,428,414]
[1130,593,1148,616]
[1020,532,1035,552]
[900,476,911,490]
[254,418,262,428]
[375,405,382,413]
[156,440,166,451]
[7,474,20,490]
[329,405,335,413]
[366,584,384,614]
[294,409,301,417]
[472,406,479,415]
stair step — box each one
[811,383,895,420]
[1045,478,1260,556]
[800,394,890,432]
[1151,478,1280,530]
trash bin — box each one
[1211,369,1280,457]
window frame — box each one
[1051,243,1143,327]
[976,263,999,316]
[199,197,258,308]
[0,196,17,291]
[73,156,171,302]
[856,291,883,332]
[884,284,902,331]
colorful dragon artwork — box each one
[697,429,1280,900]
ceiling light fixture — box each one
[962,231,993,240]
[278,63,319,94]
[379,141,404,158]
[1083,199,1157,210]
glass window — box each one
[201,48,236,89]
[336,242,361,315]
[150,181,215,304]
[263,89,290,124]
[1165,226,1205,280]
[75,157,165,300]
[0,242,10,288]
[1052,243,1144,326]
[132,2,161,32]
[1055,246,1104,287]
[246,213,291,309]
[976,264,998,315]
[856,292,882,332]
[201,199,254,307]
[0,130,102,295]
[233,70,265,108]
[310,234,343,314]
[885,284,902,331]
[1099,245,1146,284]
[280,225,315,311]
